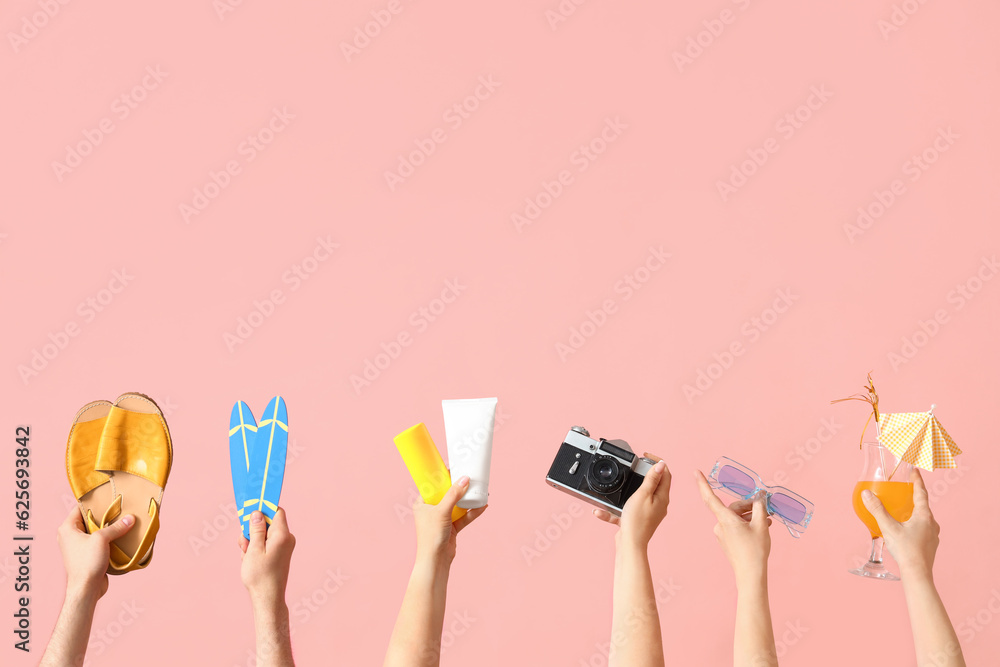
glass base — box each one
[849,561,900,581]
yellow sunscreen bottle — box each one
[394,423,467,522]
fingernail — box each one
[861,490,873,501]
[122,515,134,527]
[251,511,263,524]
[655,461,666,472]
[458,476,470,486]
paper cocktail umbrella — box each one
[878,405,962,472]
[833,374,963,478]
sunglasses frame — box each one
[707,457,815,538]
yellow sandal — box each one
[65,401,118,536]
[95,393,173,574]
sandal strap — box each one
[108,540,152,571]
[84,508,103,534]
[95,407,171,487]
[100,495,160,573]
[85,500,153,571]
[67,418,112,499]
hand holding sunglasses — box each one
[706,457,815,538]
[695,469,785,667]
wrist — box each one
[899,561,934,584]
[415,547,454,572]
[410,552,453,595]
[615,534,650,558]
[251,594,288,621]
[249,587,286,612]
[734,565,768,592]
[412,559,452,586]
[65,578,103,605]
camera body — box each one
[545,426,656,517]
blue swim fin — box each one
[241,396,288,539]
[229,401,257,525]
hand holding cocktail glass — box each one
[860,467,939,579]
[860,467,967,666]
[848,441,913,580]
[834,375,962,581]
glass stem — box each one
[869,537,885,565]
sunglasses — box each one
[707,457,815,538]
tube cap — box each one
[457,481,488,509]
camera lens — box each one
[587,455,625,494]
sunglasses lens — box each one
[769,493,807,525]
[718,465,755,496]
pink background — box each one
[3,1,999,665]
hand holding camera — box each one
[545,426,670,548]
[545,426,660,516]
[594,459,671,549]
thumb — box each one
[248,511,268,553]
[861,489,898,532]
[642,461,666,494]
[438,476,470,518]
[97,514,135,542]
[750,492,768,530]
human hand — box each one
[593,460,671,550]
[239,508,296,606]
[861,468,939,579]
[56,508,135,600]
[411,476,487,566]
[695,471,773,585]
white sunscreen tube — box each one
[442,397,497,509]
